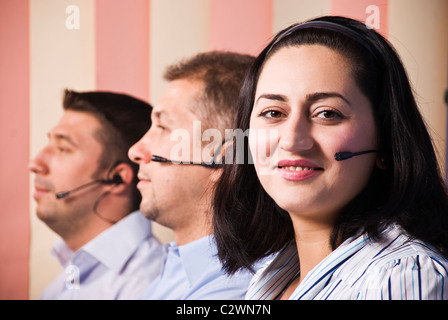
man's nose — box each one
[128,131,152,164]
[28,147,50,175]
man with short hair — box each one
[29,90,163,299]
[129,51,258,299]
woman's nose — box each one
[278,116,314,153]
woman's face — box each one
[249,45,380,226]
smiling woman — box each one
[212,15,448,300]
[250,44,379,226]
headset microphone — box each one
[55,175,123,199]
[334,150,378,161]
[151,155,222,169]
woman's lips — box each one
[276,159,323,181]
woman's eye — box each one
[258,110,284,119]
[315,110,343,120]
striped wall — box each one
[0,0,447,299]
[0,0,30,300]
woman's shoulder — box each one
[366,224,448,265]
[349,224,448,299]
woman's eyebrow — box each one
[255,92,351,106]
[305,92,351,105]
[255,93,288,104]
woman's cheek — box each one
[249,128,279,176]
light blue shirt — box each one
[40,211,163,300]
[139,235,256,300]
[247,224,448,300]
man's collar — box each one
[52,211,153,273]
[176,235,218,285]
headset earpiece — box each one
[112,174,123,185]
[106,174,123,185]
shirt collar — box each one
[174,235,218,286]
[247,229,372,300]
[83,210,153,273]
[51,238,75,268]
[52,211,153,273]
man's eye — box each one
[56,146,70,153]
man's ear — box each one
[209,139,235,183]
[218,139,234,165]
[107,162,134,193]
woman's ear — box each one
[376,154,388,170]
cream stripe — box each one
[272,0,330,34]
[149,0,209,105]
[388,0,447,176]
[29,0,96,299]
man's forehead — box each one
[152,100,200,125]
[48,128,78,147]
[154,79,204,115]
[59,110,102,128]
[49,111,103,144]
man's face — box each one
[129,79,218,234]
[29,110,106,234]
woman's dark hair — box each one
[213,16,448,274]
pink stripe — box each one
[331,0,388,36]
[0,0,30,299]
[95,0,150,101]
[210,0,273,55]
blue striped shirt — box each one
[246,224,448,300]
